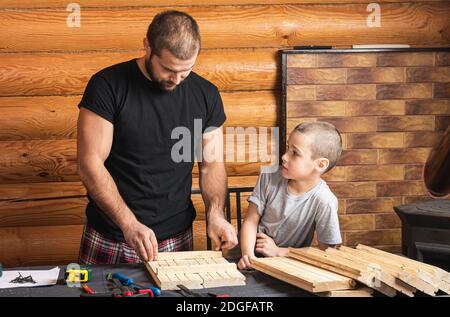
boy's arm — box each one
[240,202,261,258]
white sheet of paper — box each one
[0,267,60,289]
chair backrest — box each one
[191,187,254,250]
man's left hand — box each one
[207,214,238,251]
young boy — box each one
[238,121,343,269]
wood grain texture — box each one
[0,49,278,96]
[0,91,278,141]
[0,224,84,267]
[0,0,442,9]
[0,3,448,51]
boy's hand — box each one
[238,255,254,270]
[255,232,279,257]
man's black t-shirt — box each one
[78,59,226,242]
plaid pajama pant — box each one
[78,223,193,265]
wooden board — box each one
[289,245,450,297]
[318,287,373,297]
[251,256,356,293]
[288,247,398,297]
[145,251,245,290]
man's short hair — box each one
[146,10,201,60]
[293,121,342,173]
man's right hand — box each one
[122,220,159,262]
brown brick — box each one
[377,83,432,100]
[347,67,404,84]
[318,53,377,67]
[377,116,435,132]
[377,52,434,67]
[346,197,402,214]
[286,118,316,134]
[375,214,401,229]
[404,132,442,147]
[436,52,450,66]
[347,100,405,116]
[287,54,316,68]
[338,199,346,214]
[404,164,424,180]
[434,83,450,98]
[345,230,401,245]
[322,166,346,182]
[337,149,378,165]
[329,182,376,198]
[287,101,346,117]
[347,132,403,149]
[436,116,450,131]
[339,214,374,231]
[346,165,404,181]
[405,99,450,115]
[378,148,431,164]
[316,84,376,101]
[287,68,346,85]
[317,117,377,133]
[287,85,315,101]
[406,66,450,83]
[376,181,428,196]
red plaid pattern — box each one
[78,223,193,265]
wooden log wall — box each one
[0,0,449,267]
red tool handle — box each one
[82,284,95,295]
[138,289,154,297]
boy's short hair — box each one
[293,121,342,173]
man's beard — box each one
[145,55,178,92]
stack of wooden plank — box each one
[145,251,246,290]
[251,256,359,295]
[288,244,450,297]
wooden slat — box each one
[251,256,356,293]
[146,250,245,290]
[338,246,439,296]
[288,247,399,296]
[0,91,278,141]
[0,49,278,96]
[324,247,417,296]
[0,224,83,267]
[0,0,442,9]
[0,3,448,51]
[356,244,450,285]
[155,250,222,260]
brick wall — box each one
[285,50,450,252]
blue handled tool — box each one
[111,273,161,296]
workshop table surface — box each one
[0,263,314,297]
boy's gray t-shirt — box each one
[248,170,342,247]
